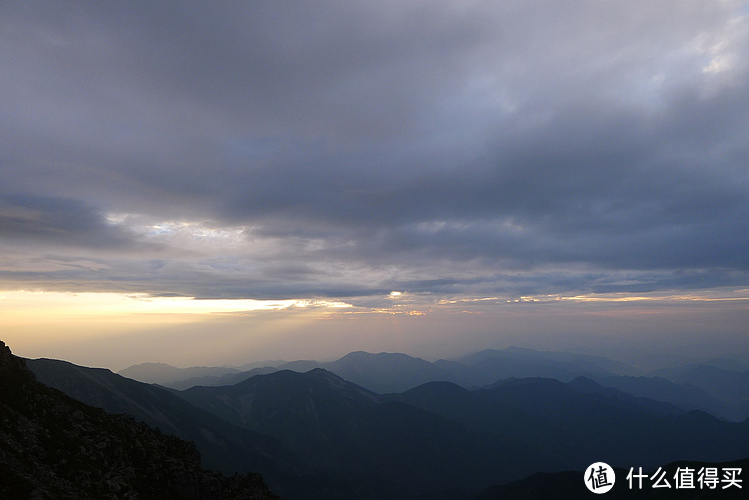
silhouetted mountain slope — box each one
[481,378,749,467]
[157,351,454,393]
[277,360,323,372]
[0,341,279,500]
[651,365,749,421]
[25,359,422,500]
[565,376,687,417]
[146,347,638,394]
[26,358,304,479]
[436,347,629,387]
[454,347,639,375]
[700,356,749,372]
[388,377,749,472]
[593,375,735,420]
[177,368,545,497]
[321,348,636,393]
[169,367,278,391]
[262,352,461,394]
[119,362,240,385]
[475,457,749,499]
[179,369,381,451]
[326,351,460,393]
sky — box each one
[1,1,749,370]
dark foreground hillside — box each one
[0,340,280,500]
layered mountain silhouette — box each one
[168,367,280,392]
[592,375,736,420]
[0,340,279,500]
[118,362,241,386]
[19,344,749,500]
[386,377,749,471]
[123,352,461,393]
[25,358,396,500]
[176,368,539,497]
[126,347,638,393]
[651,364,749,421]
[174,367,749,497]
[25,358,305,478]
[120,361,286,389]
[435,347,638,387]
[123,348,749,421]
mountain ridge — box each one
[25,346,749,499]
[25,357,305,479]
[0,340,280,500]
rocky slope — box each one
[0,340,280,500]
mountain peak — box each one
[0,340,35,389]
[0,339,16,366]
[336,351,416,362]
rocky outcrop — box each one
[0,340,280,500]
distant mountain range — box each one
[118,359,287,387]
[122,347,636,391]
[120,347,749,421]
[650,364,749,421]
[10,340,749,499]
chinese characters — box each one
[627,466,742,490]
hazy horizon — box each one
[111,340,749,374]
[2,1,748,372]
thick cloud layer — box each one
[2,0,748,301]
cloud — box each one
[0,195,137,249]
[1,1,748,301]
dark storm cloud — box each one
[1,0,748,299]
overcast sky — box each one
[2,1,748,368]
